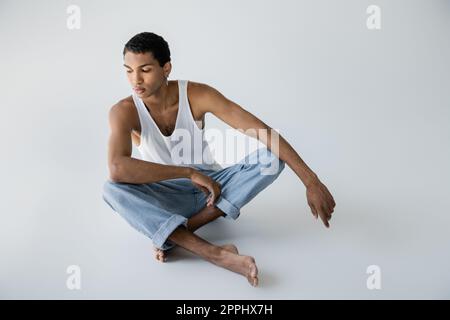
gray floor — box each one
[1,0,449,299]
[2,166,450,299]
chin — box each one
[141,90,151,97]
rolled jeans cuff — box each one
[152,214,188,250]
[215,195,240,220]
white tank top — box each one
[132,79,222,171]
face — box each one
[123,51,171,97]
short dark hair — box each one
[123,32,171,67]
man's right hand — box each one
[189,169,221,207]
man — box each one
[102,32,336,287]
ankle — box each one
[209,246,229,264]
[186,221,198,233]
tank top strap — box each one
[177,79,204,130]
[177,79,189,121]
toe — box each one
[248,276,258,287]
[154,247,167,262]
[249,260,258,278]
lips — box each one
[134,87,145,93]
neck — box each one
[142,80,173,112]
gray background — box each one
[0,0,449,299]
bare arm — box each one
[192,82,336,227]
[107,103,192,184]
[192,83,318,186]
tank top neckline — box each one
[138,80,181,140]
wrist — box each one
[185,167,195,179]
[304,172,319,188]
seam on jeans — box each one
[143,183,202,195]
[143,185,198,194]
[193,193,199,213]
[102,194,115,211]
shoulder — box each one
[108,96,140,130]
[187,80,223,99]
[186,80,229,113]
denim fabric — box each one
[102,147,285,250]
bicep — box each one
[107,105,132,169]
[204,85,270,132]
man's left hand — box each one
[306,178,336,228]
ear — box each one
[163,61,172,77]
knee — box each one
[103,180,117,197]
[102,180,128,205]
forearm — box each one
[109,156,193,184]
[280,136,318,187]
[261,129,319,188]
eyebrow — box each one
[123,63,154,69]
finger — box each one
[310,204,318,219]
[206,183,220,206]
[211,181,220,198]
[326,207,333,221]
[326,190,336,207]
[318,209,330,228]
[217,183,222,196]
[323,204,332,219]
[328,197,336,210]
[207,194,213,206]
[203,189,214,206]
[325,198,335,211]
[213,185,221,203]
[207,188,216,206]
[321,185,334,205]
[194,183,210,196]
[201,186,209,195]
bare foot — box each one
[154,247,169,263]
[154,243,239,263]
[214,250,259,287]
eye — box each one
[142,69,151,72]
[126,70,132,73]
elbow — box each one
[109,160,125,183]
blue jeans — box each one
[102,147,285,250]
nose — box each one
[130,72,143,85]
